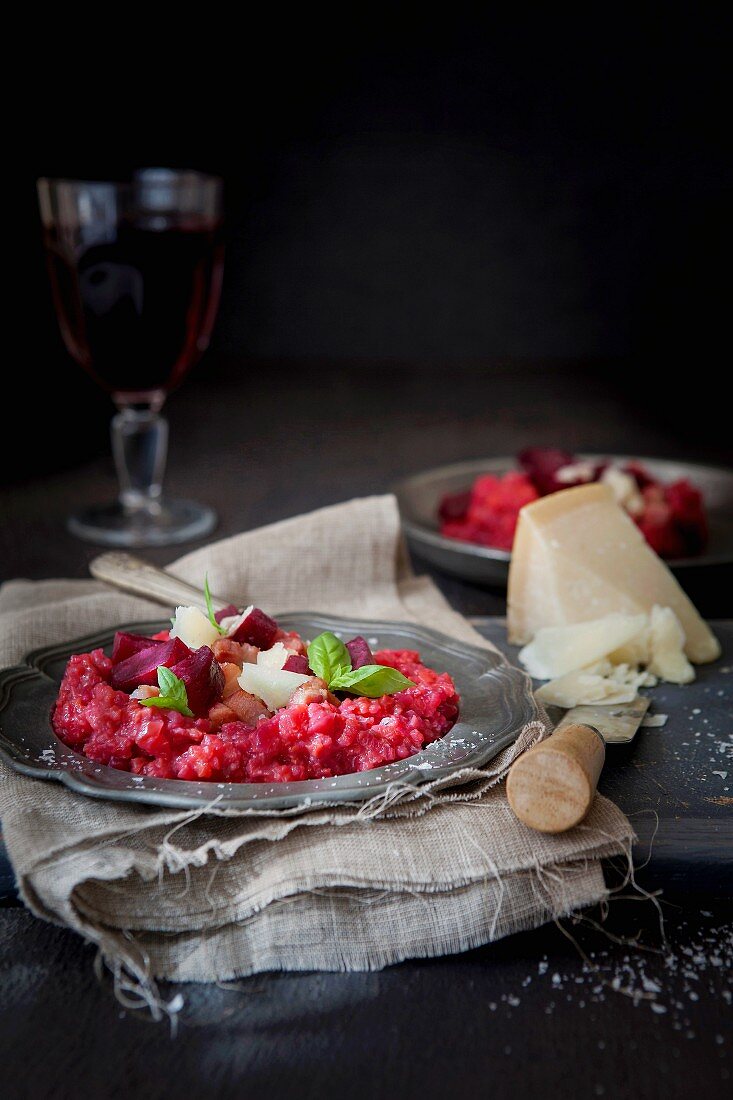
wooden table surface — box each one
[1,359,731,1099]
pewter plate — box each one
[395,455,733,587]
[0,613,537,812]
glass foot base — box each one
[67,498,217,547]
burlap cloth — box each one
[0,495,633,995]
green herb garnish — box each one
[306,632,415,698]
[307,631,351,684]
[138,666,194,717]
[204,573,227,636]
[329,664,415,695]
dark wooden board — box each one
[1,900,730,1100]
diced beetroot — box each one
[345,636,374,670]
[214,603,239,624]
[110,638,192,691]
[230,607,279,648]
[438,490,471,523]
[282,653,310,674]
[519,448,580,495]
[635,500,686,559]
[170,646,225,716]
[624,461,657,490]
[665,479,708,555]
[111,631,166,665]
[633,478,708,559]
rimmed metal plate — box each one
[0,613,537,812]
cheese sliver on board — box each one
[507,483,721,663]
[518,612,648,679]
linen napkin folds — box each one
[0,496,633,998]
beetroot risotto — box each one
[439,448,708,559]
[52,596,460,783]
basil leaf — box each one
[138,695,194,718]
[307,632,416,698]
[204,573,226,635]
[329,664,415,698]
[307,632,351,683]
[138,666,194,717]
[157,666,180,696]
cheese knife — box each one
[506,695,650,834]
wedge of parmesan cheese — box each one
[507,484,720,663]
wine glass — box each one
[37,169,224,546]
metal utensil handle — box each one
[89,552,230,612]
[506,723,606,834]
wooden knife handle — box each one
[506,723,605,834]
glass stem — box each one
[111,404,168,514]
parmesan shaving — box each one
[518,613,648,679]
[646,606,696,685]
[524,605,696,708]
[536,668,638,708]
[536,659,655,708]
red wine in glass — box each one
[38,170,224,546]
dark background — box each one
[15,8,731,482]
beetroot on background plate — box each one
[230,607,279,648]
[624,461,657,490]
[519,448,582,495]
[666,480,708,554]
[282,653,310,674]
[214,603,239,624]
[438,490,471,523]
[170,646,225,715]
[346,636,374,669]
[440,471,538,551]
[439,448,709,560]
[111,631,166,665]
[110,638,191,691]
